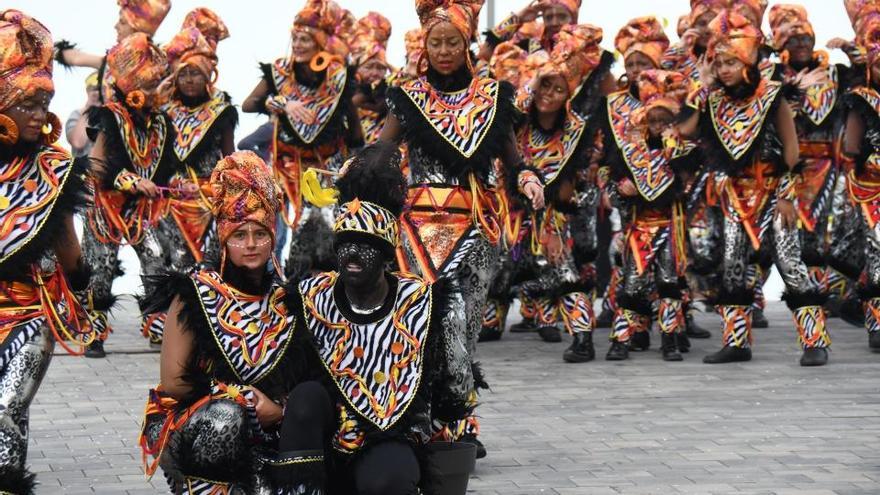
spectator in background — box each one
[65,71,100,157]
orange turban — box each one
[490,42,528,86]
[848,0,880,63]
[637,70,689,118]
[538,23,604,94]
[404,28,426,73]
[546,0,582,22]
[689,0,727,25]
[732,0,768,26]
[293,0,352,58]
[107,32,168,100]
[707,9,763,65]
[0,10,54,112]
[351,12,392,67]
[117,0,170,37]
[163,28,217,79]
[768,4,813,51]
[181,7,229,49]
[416,0,484,42]
[210,151,283,244]
[615,16,669,69]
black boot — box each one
[869,332,880,350]
[596,307,614,328]
[703,346,752,364]
[605,340,629,361]
[660,333,683,361]
[537,326,562,343]
[751,308,769,328]
[478,325,502,342]
[630,330,650,351]
[84,339,106,358]
[563,332,595,363]
[509,318,536,333]
[685,314,712,338]
[459,433,487,459]
[677,331,691,353]
[800,348,829,366]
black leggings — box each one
[278,381,421,495]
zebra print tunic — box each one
[162,89,233,171]
[270,58,348,145]
[299,272,432,432]
[707,79,782,163]
[191,270,297,385]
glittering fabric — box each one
[0,10,54,112]
[210,151,282,245]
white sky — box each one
[25,0,851,299]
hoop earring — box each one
[741,67,751,84]
[780,49,790,66]
[309,51,333,72]
[220,247,227,278]
[617,73,629,90]
[0,114,19,146]
[41,112,62,145]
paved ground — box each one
[27,298,880,494]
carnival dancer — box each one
[83,33,177,354]
[596,16,670,354]
[600,70,697,362]
[242,0,363,280]
[0,10,97,493]
[485,0,581,55]
[770,4,855,330]
[139,151,310,494]
[54,0,171,104]
[839,1,880,351]
[351,12,393,145]
[157,15,237,273]
[381,0,545,456]
[272,144,464,494]
[678,10,830,366]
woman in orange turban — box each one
[81,32,180,354]
[242,0,364,281]
[0,10,98,493]
[486,0,582,55]
[380,0,545,459]
[678,10,829,366]
[351,12,393,145]
[138,151,316,494]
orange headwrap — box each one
[107,32,168,103]
[117,0,170,37]
[163,28,217,79]
[293,0,352,58]
[404,28,426,74]
[707,9,763,65]
[538,23,604,94]
[181,7,229,49]
[490,42,528,86]
[768,4,813,51]
[546,0,582,22]
[636,69,689,119]
[0,10,54,112]
[858,11,880,66]
[351,12,392,67]
[210,151,283,245]
[689,0,727,25]
[416,0,484,42]
[731,0,768,26]
[614,16,669,69]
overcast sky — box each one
[24,0,853,298]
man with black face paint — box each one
[279,144,459,494]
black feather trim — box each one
[715,288,755,306]
[53,39,77,69]
[827,256,862,281]
[0,151,88,282]
[859,284,880,301]
[0,465,36,495]
[616,293,652,316]
[260,62,356,148]
[387,80,518,183]
[698,85,786,176]
[782,290,828,310]
[571,50,615,119]
[550,279,597,301]
[657,282,683,300]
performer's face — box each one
[426,22,466,75]
[713,52,747,88]
[176,65,209,99]
[691,12,715,48]
[4,90,52,144]
[541,5,573,37]
[733,6,760,29]
[336,242,385,290]
[784,35,815,66]
[357,59,387,85]
[225,222,273,272]
[624,52,655,83]
[114,17,135,42]
[534,75,569,115]
[292,31,319,64]
[646,107,675,139]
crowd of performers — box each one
[5,0,880,493]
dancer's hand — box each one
[135,179,160,199]
[776,198,798,230]
[285,100,316,124]
[251,387,283,428]
[517,1,545,23]
[698,55,715,88]
[524,181,545,210]
[618,178,638,197]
